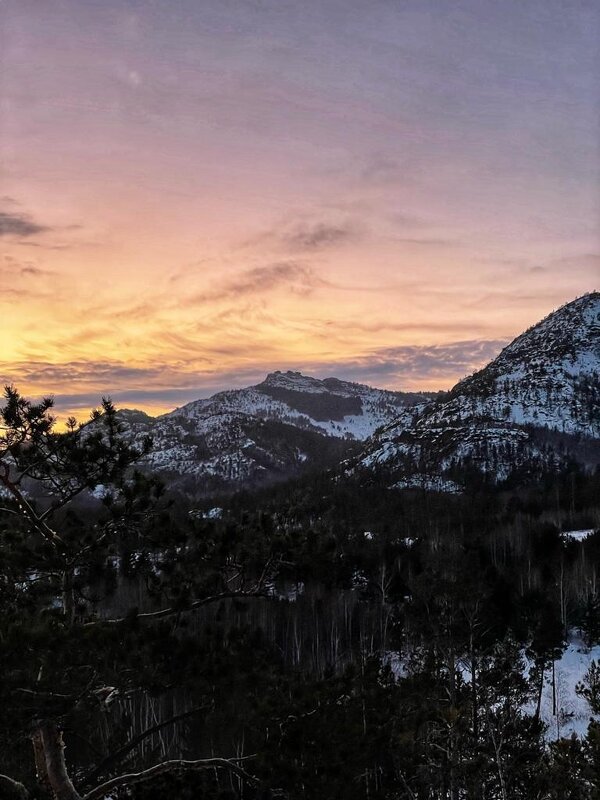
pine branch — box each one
[0,464,65,548]
[13,688,74,699]
[86,589,268,626]
[39,483,91,521]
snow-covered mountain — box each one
[170,371,429,440]
[120,372,432,493]
[355,293,600,490]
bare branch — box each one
[0,506,20,516]
[83,756,259,800]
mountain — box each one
[171,371,430,440]
[120,372,433,494]
[354,293,600,491]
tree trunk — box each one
[38,722,82,800]
[535,661,545,720]
[552,658,557,717]
[31,730,53,797]
[62,570,75,626]
[489,727,508,800]
[470,634,479,742]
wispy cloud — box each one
[0,210,49,238]
[307,339,508,389]
[314,318,495,336]
[0,256,57,298]
[15,241,73,251]
[0,358,272,417]
[188,261,326,304]
[282,221,357,251]
[0,361,172,387]
[393,237,458,247]
[247,216,361,255]
[1,255,54,278]
[1,338,507,417]
[466,290,579,309]
[359,155,407,186]
[534,253,600,274]
[388,211,432,229]
[0,358,268,395]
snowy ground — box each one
[386,632,600,741]
[527,633,600,740]
[562,529,595,542]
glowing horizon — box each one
[1,0,598,420]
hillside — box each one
[355,293,600,490]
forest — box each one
[2,388,600,800]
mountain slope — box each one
[355,293,600,490]
[440,291,600,436]
[121,372,433,493]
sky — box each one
[1,0,599,419]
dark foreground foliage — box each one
[1,388,600,799]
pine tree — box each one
[0,388,279,800]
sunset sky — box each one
[1,0,598,418]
